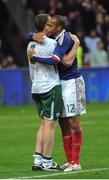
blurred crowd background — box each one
[0,0,109,69]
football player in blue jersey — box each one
[27,15,86,172]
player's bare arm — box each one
[26,31,80,66]
[62,33,80,67]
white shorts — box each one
[61,76,86,117]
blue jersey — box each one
[54,31,81,80]
[26,31,81,80]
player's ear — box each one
[57,25,62,31]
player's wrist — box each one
[30,58,36,64]
[74,40,80,46]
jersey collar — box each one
[55,29,65,45]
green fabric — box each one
[32,85,62,120]
[77,46,83,68]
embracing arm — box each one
[62,33,80,67]
[27,48,59,65]
[32,56,59,65]
[27,33,78,66]
[26,32,45,42]
[26,32,34,42]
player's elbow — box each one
[64,62,72,67]
[62,57,73,67]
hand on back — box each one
[69,32,80,45]
[27,48,36,60]
[33,32,45,43]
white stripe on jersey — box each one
[52,54,60,62]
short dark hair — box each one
[51,15,65,29]
[34,14,49,32]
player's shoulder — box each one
[57,31,72,46]
[27,41,37,49]
[44,36,56,43]
[43,36,57,49]
[64,32,72,42]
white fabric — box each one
[84,36,101,53]
[27,36,60,93]
[61,76,86,117]
[55,29,65,45]
[34,154,42,165]
[42,158,53,169]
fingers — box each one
[27,48,36,59]
[33,32,45,43]
[69,32,80,45]
[28,48,35,55]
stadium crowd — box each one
[0,0,109,68]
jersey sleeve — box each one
[32,55,58,65]
[52,35,71,60]
[26,32,34,42]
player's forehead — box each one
[46,18,57,27]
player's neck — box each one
[55,29,63,38]
[55,29,65,40]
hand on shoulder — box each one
[69,32,80,45]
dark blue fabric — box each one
[26,32,34,42]
[32,56,58,65]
